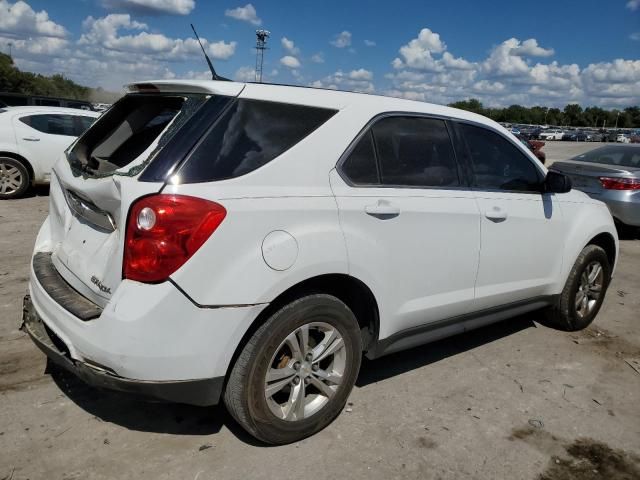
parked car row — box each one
[505,123,639,144]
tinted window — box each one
[76,116,96,135]
[178,99,336,183]
[372,117,459,187]
[20,114,76,136]
[341,131,378,184]
[460,123,542,192]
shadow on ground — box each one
[47,312,538,444]
[357,313,535,387]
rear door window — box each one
[341,131,379,185]
[20,114,77,136]
[74,116,96,136]
[373,117,459,188]
[177,99,336,183]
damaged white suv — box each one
[24,80,618,444]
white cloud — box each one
[348,68,373,81]
[511,38,554,57]
[281,36,299,55]
[472,80,506,94]
[234,65,256,81]
[224,4,261,25]
[311,52,324,63]
[79,14,235,60]
[627,0,640,10]
[280,55,301,69]
[330,30,351,48]
[630,32,640,41]
[311,69,374,93]
[392,28,447,70]
[364,39,376,47]
[441,52,474,70]
[482,38,531,77]
[0,0,66,38]
[100,0,195,15]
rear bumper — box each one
[26,248,267,405]
[22,294,224,406]
[586,191,640,227]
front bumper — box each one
[22,294,224,406]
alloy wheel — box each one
[575,261,604,319]
[0,161,24,196]
[264,322,346,421]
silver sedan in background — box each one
[550,145,640,227]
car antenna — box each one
[190,23,229,81]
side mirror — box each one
[544,171,572,193]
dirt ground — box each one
[1,142,639,480]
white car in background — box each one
[616,134,631,144]
[0,106,99,199]
[540,129,564,140]
[23,80,618,444]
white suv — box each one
[23,80,618,444]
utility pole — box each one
[255,30,270,83]
[7,42,12,58]
[614,111,620,129]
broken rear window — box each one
[67,94,208,178]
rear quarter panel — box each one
[165,194,349,305]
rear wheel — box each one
[224,294,362,444]
[0,157,30,199]
[544,245,611,331]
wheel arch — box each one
[0,151,34,184]
[586,231,617,270]
[224,273,380,382]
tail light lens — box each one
[124,195,226,283]
[599,177,640,191]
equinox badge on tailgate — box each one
[91,276,112,295]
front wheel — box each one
[224,294,362,444]
[544,245,611,331]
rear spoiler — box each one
[125,80,245,97]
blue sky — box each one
[1,0,639,107]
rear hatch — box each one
[45,82,242,307]
[551,160,638,195]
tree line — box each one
[448,98,640,129]
[0,53,120,103]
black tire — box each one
[223,294,362,444]
[544,245,611,331]
[0,156,30,199]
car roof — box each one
[0,106,100,116]
[126,79,501,129]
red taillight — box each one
[599,177,640,191]
[123,195,226,283]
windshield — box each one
[572,146,640,168]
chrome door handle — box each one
[22,137,40,141]
[485,206,508,222]
[365,200,400,219]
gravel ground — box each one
[1,142,639,480]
